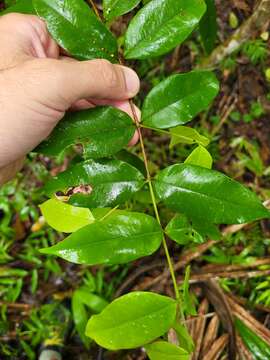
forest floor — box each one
[1,0,270,359]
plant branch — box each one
[199,0,270,69]
[87,0,102,21]
[128,100,180,301]
[88,0,180,301]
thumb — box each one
[32,58,140,109]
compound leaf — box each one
[44,159,145,208]
[103,0,141,21]
[124,0,206,59]
[86,292,177,350]
[40,199,95,233]
[142,71,219,129]
[40,211,163,265]
[33,0,118,61]
[155,164,270,225]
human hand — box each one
[0,13,140,184]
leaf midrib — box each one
[93,302,175,333]
[156,180,261,209]
[127,10,184,54]
[50,122,134,147]
[58,228,162,250]
[40,0,86,30]
[126,1,201,55]
[69,178,145,187]
[144,81,210,121]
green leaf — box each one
[40,211,163,265]
[184,146,213,169]
[145,341,190,360]
[72,292,91,348]
[1,0,35,15]
[75,288,108,313]
[165,214,204,245]
[40,199,94,233]
[155,164,270,225]
[173,322,194,353]
[36,107,135,159]
[124,0,206,59]
[169,126,210,149]
[235,318,270,359]
[142,71,219,129]
[103,0,141,21]
[86,292,177,350]
[199,0,217,54]
[33,0,118,61]
[44,159,145,208]
[191,217,221,240]
[72,287,108,349]
[181,265,197,316]
[115,149,146,177]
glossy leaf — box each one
[40,199,94,233]
[86,292,177,350]
[142,71,219,129]
[36,107,135,159]
[184,145,213,169]
[165,214,204,245]
[33,0,118,61]
[1,0,35,15]
[39,211,163,265]
[236,318,270,359]
[115,150,146,177]
[124,0,206,59]
[199,0,217,54]
[191,217,221,241]
[103,0,141,21]
[145,341,189,360]
[169,126,210,149]
[155,164,270,225]
[44,159,145,208]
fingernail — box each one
[122,67,140,96]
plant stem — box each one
[141,124,171,136]
[88,0,180,301]
[129,102,180,301]
[87,0,102,21]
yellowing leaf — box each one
[40,199,94,233]
[185,146,213,169]
[169,126,210,149]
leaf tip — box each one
[39,247,52,255]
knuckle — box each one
[94,59,124,91]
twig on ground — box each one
[202,334,229,360]
[191,299,209,360]
[226,295,270,344]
